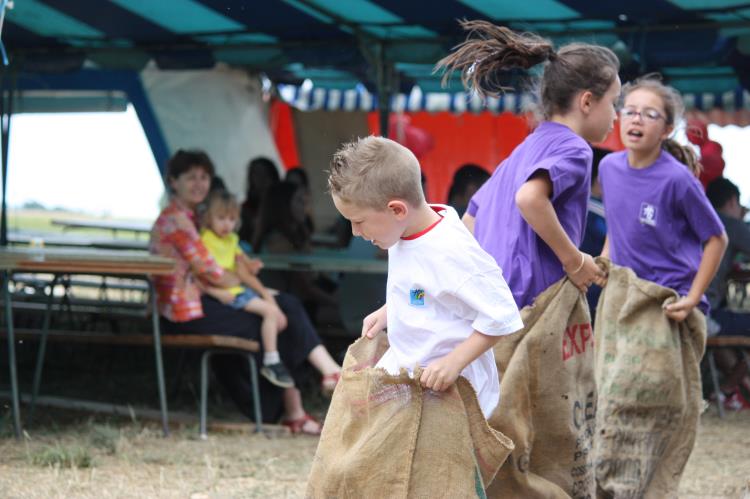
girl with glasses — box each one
[600,76,727,321]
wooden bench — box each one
[705,335,750,418]
[1,328,261,438]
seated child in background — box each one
[328,136,524,418]
[200,189,294,389]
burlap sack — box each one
[593,260,706,499]
[486,277,596,499]
[306,334,514,499]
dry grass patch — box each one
[0,407,747,498]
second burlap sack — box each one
[487,277,597,498]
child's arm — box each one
[236,256,288,329]
[600,235,610,259]
[515,174,606,290]
[236,255,274,301]
[238,253,264,275]
[202,284,237,305]
[420,331,500,392]
[362,304,387,338]
[664,232,728,322]
[462,213,476,234]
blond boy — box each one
[329,136,523,417]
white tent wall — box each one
[292,110,370,229]
[140,63,282,199]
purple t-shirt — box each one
[599,149,725,314]
[468,121,592,308]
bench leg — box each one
[200,350,211,440]
[199,350,264,438]
[30,274,60,423]
[741,349,750,372]
[169,349,188,400]
[707,350,726,419]
[3,270,21,438]
[245,354,263,433]
[149,282,169,437]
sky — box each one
[707,124,750,208]
[3,109,750,221]
[5,106,165,221]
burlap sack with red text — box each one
[487,277,596,499]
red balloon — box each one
[686,119,708,147]
[699,140,725,188]
[388,114,434,159]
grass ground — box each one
[1,406,748,498]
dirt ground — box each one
[1,408,748,498]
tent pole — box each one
[0,69,12,247]
[376,43,392,139]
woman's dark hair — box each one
[239,157,281,242]
[166,149,215,185]
[210,175,227,193]
[706,177,740,210]
[435,20,620,119]
[253,181,309,252]
[246,157,281,192]
[447,163,490,202]
[285,167,310,188]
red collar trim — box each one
[401,214,444,240]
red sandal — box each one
[321,372,341,397]
[282,412,322,435]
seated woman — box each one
[285,166,315,234]
[150,150,341,434]
[239,157,281,245]
[252,181,338,321]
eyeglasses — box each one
[619,107,665,123]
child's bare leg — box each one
[244,298,293,388]
[243,298,279,355]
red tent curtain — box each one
[270,100,301,170]
[367,111,532,202]
[368,112,624,202]
[271,100,625,202]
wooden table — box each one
[258,252,388,274]
[0,247,174,438]
[9,233,149,251]
[51,218,152,238]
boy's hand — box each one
[664,296,697,322]
[420,356,461,392]
[361,306,387,338]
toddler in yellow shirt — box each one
[200,189,293,388]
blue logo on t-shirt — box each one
[409,288,425,307]
[639,202,657,226]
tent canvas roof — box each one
[3,0,750,96]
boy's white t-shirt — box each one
[376,205,523,417]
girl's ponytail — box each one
[663,139,702,178]
[436,20,619,119]
[435,20,556,97]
